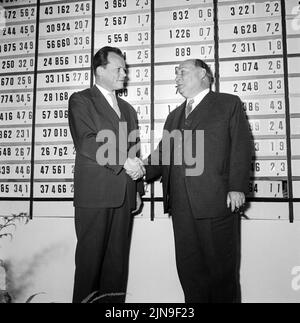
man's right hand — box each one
[124,157,146,181]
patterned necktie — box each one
[108,92,121,118]
[186,99,194,119]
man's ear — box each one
[96,66,104,78]
[200,67,207,80]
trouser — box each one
[72,194,133,303]
[171,200,241,303]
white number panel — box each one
[0,145,31,162]
[0,40,35,56]
[254,139,287,157]
[155,44,214,63]
[220,58,284,78]
[0,164,31,180]
[40,2,92,19]
[219,1,281,20]
[34,182,74,198]
[34,163,74,180]
[38,54,91,71]
[220,78,285,96]
[1,24,36,39]
[0,127,32,143]
[248,180,286,198]
[96,13,151,31]
[0,6,37,23]
[34,144,75,161]
[96,0,150,13]
[0,183,30,198]
[219,39,283,58]
[251,160,288,178]
[37,71,90,89]
[0,56,35,73]
[0,109,33,125]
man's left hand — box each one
[227,191,246,213]
[132,193,143,214]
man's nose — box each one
[175,75,181,83]
[120,68,127,77]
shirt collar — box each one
[187,88,210,111]
[96,84,115,96]
[95,84,115,107]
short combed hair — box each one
[194,59,215,85]
[93,46,124,75]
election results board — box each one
[0,0,299,221]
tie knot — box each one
[109,91,116,100]
[187,99,194,107]
[109,92,119,106]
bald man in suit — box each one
[144,59,252,303]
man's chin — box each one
[178,89,186,97]
[115,82,125,90]
[114,86,125,91]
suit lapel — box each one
[187,91,218,130]
[91,85,120,133]
[117,97,133,131]
[116,96,138,159]
[170,92,218,131]
[170,103,186,130]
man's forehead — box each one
[107,52,125,66]
[177,60,196,70]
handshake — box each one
[124,157,146,181]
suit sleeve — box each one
[68,92,123,175]
[145,113,174,183]
[133,112,145,196]
[145,140,163,183]
[229,98,253,193]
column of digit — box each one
[286,0,300,219]
[33,0,92,203]
[153,0,215,213]
[219,0,289,219]
[0,0,37,210]
[95,0,152,206]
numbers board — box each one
[0,0,299,221]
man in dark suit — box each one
[144,59,252,303]
[68,47,145,303]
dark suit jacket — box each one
[146,91,252,219]
[68,85,144,209]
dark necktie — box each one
[108,92,121,118]
[185,99,194,119]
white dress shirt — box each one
[96,84,115,107]
[186,88,210,113]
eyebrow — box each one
[107,63,126,69]
[176,67,192,72]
